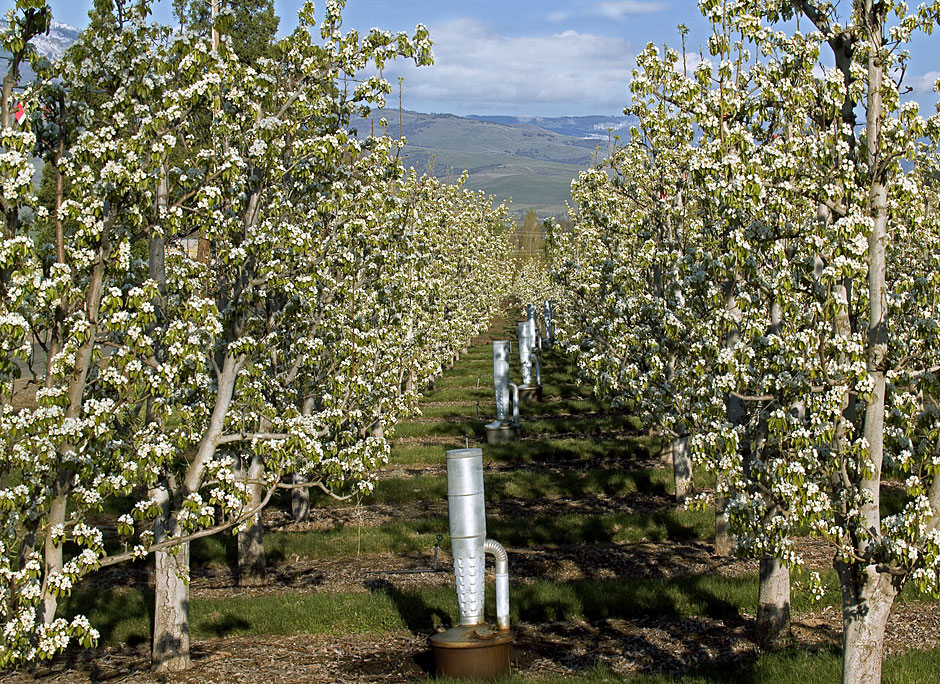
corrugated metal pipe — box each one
[483,538,510,631]
[507,382,520,424]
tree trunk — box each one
[714,491,732,556]
[670,435,692,503]
[756,556,791,649]
[152,515,191,673]
[291,472,310,522]
[38,492,67,625]
[237,454,266,586]
[839,565,897,684]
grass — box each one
[391,413,643,440]
[368,468,674,506]
[189,507,715,570]
[387,436,658,467]
[66,561,940,654]
[54,572,814,647]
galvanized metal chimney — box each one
[445,448,509,630]
[543,300,554,345]
[486,341,520,444]
[430,448,513,680]
[527,304,542,352]
[517,320,541,403]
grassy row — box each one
[388,436,660,467]
[370,468,676,505]
[64,568,937,654]
[191,508,716,565]
[416,396,608,420]
[392,413,644,440]
[484,648,940,684]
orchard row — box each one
[0,0,514,671]
[547,3,940,684]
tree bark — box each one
[714,479,732,556]
[839,564,897,684]
[291,472,310,522]
[237,454,266,586]
[756,556,791,649]
[670,435,692,502]
[152,509,191,673]
[37,491,67,625]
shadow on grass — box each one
[198,611,251,637]
[61,580,153,648]
[483,436,656,466]
[512,575,744,625]
[365,578,453,634]
[487,509,708,547]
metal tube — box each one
[492,341,510,423]
[544,300,554,343]
[517,322,532,385]
[527,304,541,352]
[508,382,520,424]
[446,448,486,625]
[484,538,510,632]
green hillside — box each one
[357,110,603,219]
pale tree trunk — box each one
[39,217,111,623]
[668,435,692,503]
[38,490,67,624]
[152,353,241,671]
[754,300,792,650]
[840,6,892,683]
[717,288,743,557]
[291,472,310,522]
[152,492,191,674]
[153,542,190,672]
[237,454,266,586]
[756,556,791,649]
[714,479,732,556]
[838,564,897,684]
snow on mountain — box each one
[28,21,79,61]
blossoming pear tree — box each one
[553,0,940,679]
[0,0,512,672]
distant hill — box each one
[465,114,636,141]
[358,110,613,218]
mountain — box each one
[30,22,80,61]
[0,21,79,82]
[357,110,608,218]
[465,114,637,141]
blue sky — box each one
[8,0,940,117]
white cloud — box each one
[594,1,669,18]
[907,70,940,95]
[382,18,636,115]
[547,11,569,22]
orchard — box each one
[1,0,939,683]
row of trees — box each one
[550,1,939,683]
[1,0,511,672]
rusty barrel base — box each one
[517,385,541,404]
[485,422,521,445]
[430,624,514,680]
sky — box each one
[7,0,940,117]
